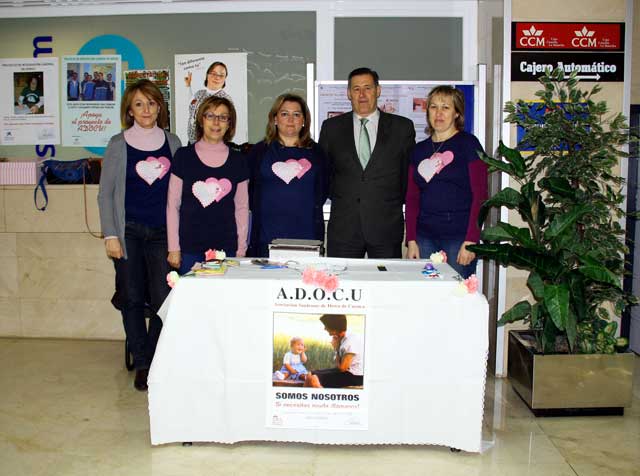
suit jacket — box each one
[319,110,415,247]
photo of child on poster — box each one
[272,313,365,389]
[14,72,44,114]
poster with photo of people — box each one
[0,58,59,145]
[174,52,248,145]
[124,69,171,130]
[62,55,121,147]
[267,281,369,430]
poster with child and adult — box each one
[267,278,369,430]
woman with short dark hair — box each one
[167,96,249,273]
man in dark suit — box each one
[319,67,415,258]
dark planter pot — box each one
[508,330,635,416]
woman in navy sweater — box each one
[247,93,329,257]
[98,80,182,391]
[167,96,250,273]
[405,85,488,278]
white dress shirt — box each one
[352,109,380,153]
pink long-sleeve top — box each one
[166,140,249,256]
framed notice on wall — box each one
[0,58,60,145]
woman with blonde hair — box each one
[405,85,488,278]
[98,79,182,391]
[247,93,329,257]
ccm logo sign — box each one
[513,22,624,51]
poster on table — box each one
[174,52,248,145]
[0,58,59,145]
[124,68,172,130]
[61,55,121,147]
[315,81,476,142]
[266,280,369,430]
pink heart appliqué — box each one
[417,151,454,183]
[433,151,454,173]
[192,177,232,208]
[135,156,171,185]
[272,159,312,184]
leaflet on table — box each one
[266,281,369,430]
[61,55,121,147]
[0,58,60,145]
[124,68,171,130]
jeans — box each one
[417,234,478,279]
[114,222,170,370]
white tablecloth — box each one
[149,258,488,452]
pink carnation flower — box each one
[204,248,216,261]
[302,267,316,285]
[464,274,478,294]
[323,274,339,292]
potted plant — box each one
[468,68,637,415]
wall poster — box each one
[0,58,59,145]
[62,55,121,147]
[267,279,368,430]
[174,52,248,145]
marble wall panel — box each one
[0,298,21,336]
[5,186,101,234]
[0,256,18,298]
[0,232,16,257]
[0,188,5,232]
[17,232,105,259]
[20,298,123,339]
[18,256,114,300]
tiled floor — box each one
[1,338,638,476]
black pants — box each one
[114,222,170,370]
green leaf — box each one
[497,141,526,178]
[543,284,570,331]
[480,155,517,176]
[578,265,621,288]
[480,222,536,247]
[530,303,541,329]
[567,272,586,322]
[544,204,593,239]
[542,318,560,353]
[566,309,577,352]
[477,187,523,227]
[538,177,576,199]
[527,272,544,300]
[497,300,531,325]
[467,243,561,278]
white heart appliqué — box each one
[192,178,232,208]
[135,156,171,185]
